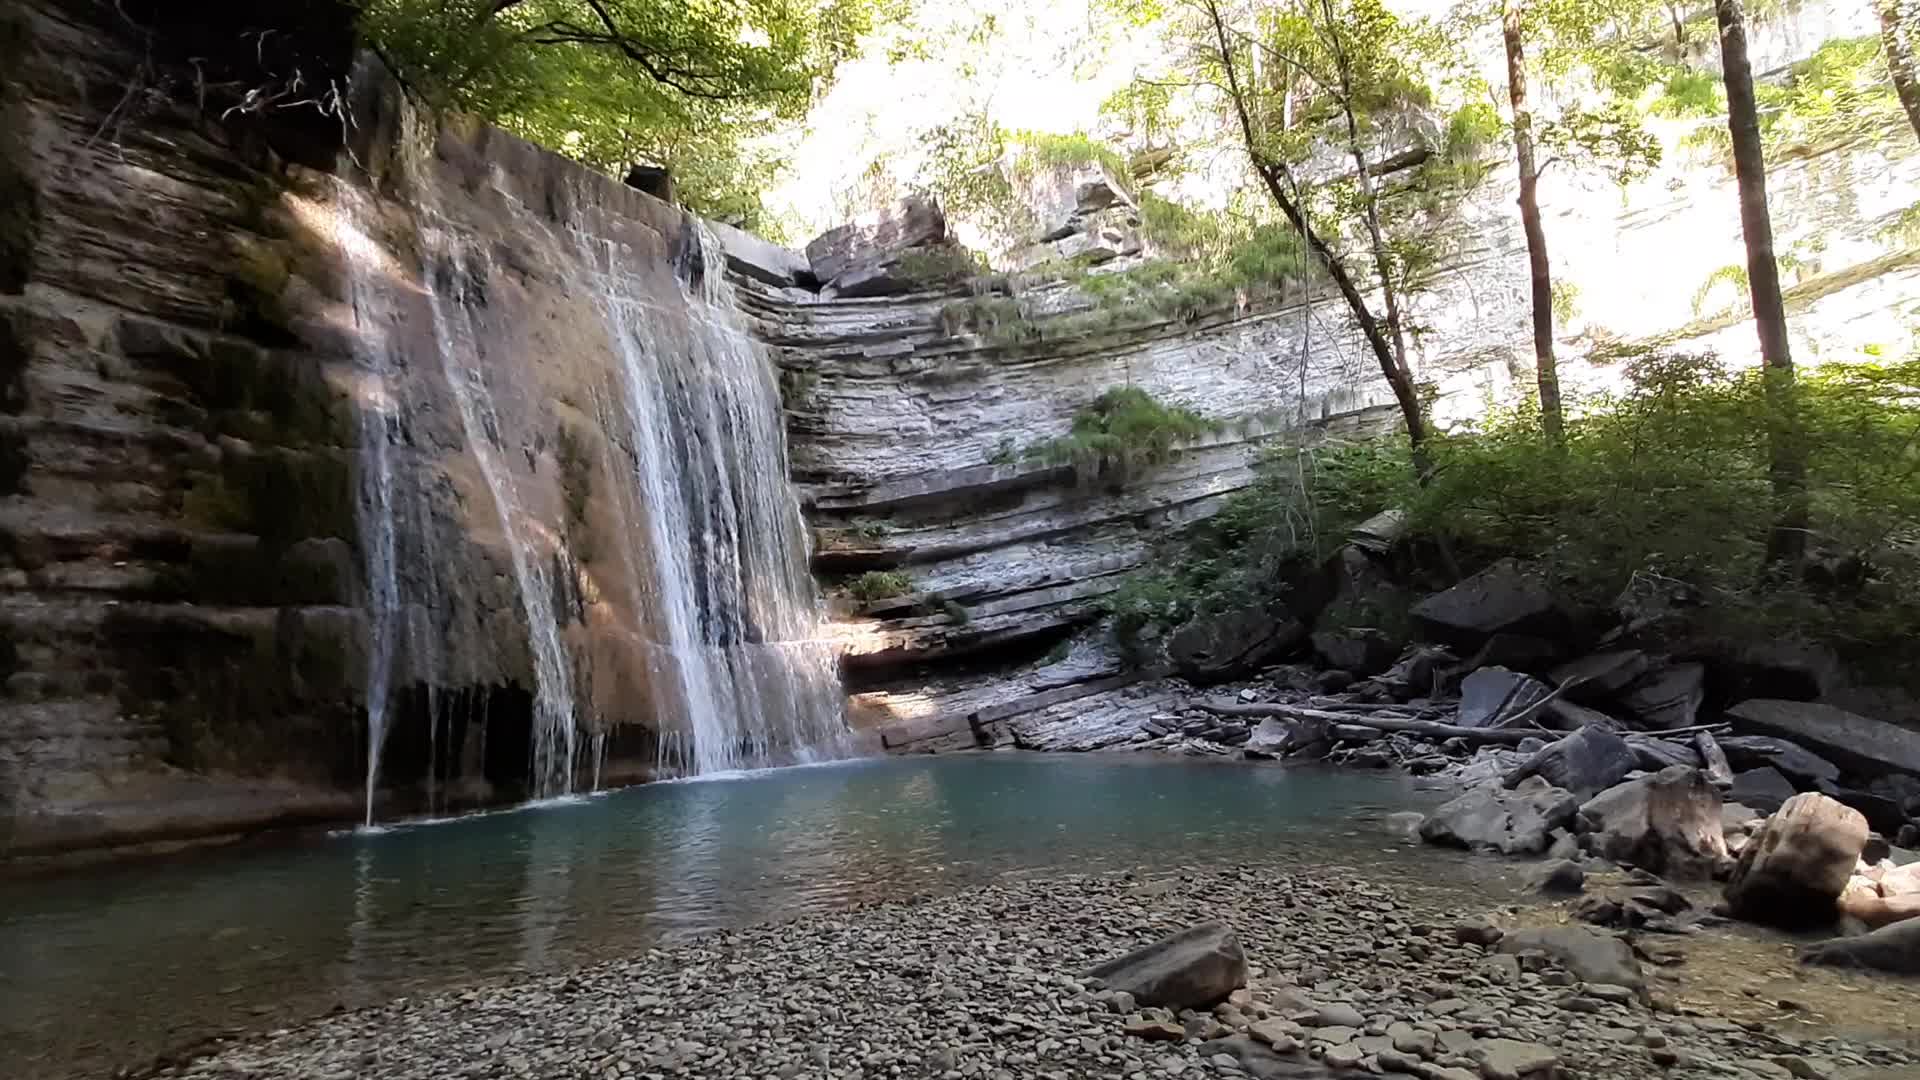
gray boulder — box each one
[1526,858,1587,894]
[1458,667,1553,729]
[1085,921,1248,1010]
[1169,607,1307,684]
[706,218,813,289]
[1695,732,1735,788]
[1551,650,1649,700]
[1310,628,1400,678]
[804,196,951,297]
[1717,736,1841,787]
[1623,734,1700,772]
[1496,926,1644,992]
[1420,782,1579,855]
[1729,699,1920,778]
[1724,793,1869,929]
[1618,662,1705,730]
[1730,766,1798,813]
[1410,560,1564,647]
[1801,916,1920,974]
[1577,766,1729,879]
[1502,727,1638,798]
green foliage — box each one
[1649,67,1724,118]
[1757,36,1905,154]
[895,246,991,289]
[1101,440,1415,644]
[1111,354,1920,679]
[1551,280,1581,324]
[1008,131,1132,192]
[356,0,877,228]
[1691,264,1751,317]
[847,570,913,603]
[1026,387,1220,485]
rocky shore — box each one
[150,866,1916,1080]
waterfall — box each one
[577,215,847,776]
[337,86,849,819]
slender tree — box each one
[1878,0,1920,142]
[1714,0,1806,566]
[1502,0,1563,443]
[1198,0,1432,454]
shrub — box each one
[847,570,912,603]
[1106,352,1920,681]
[1026,387,1221,485]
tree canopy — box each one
[356,0,882,228]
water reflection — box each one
[1,756,1444,1079]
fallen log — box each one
[1198,700,1545,746]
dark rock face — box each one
[1730,767,1798,812]
[1575,766,1729,879]
[1617,662,1705,730]
[1725,793,1869,929]
[1168,607,1306,684]
[1410,559,1563,647]
[1551,650,1649,700]
[1420,782,1579,855]
[1085,921,1249,1010]
[1457,667,1552,729]
[1729,699,1920,778]
[1716,736,1841,787]
[803,195,951,297]
[1502,727,1637,799]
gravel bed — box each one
[152,866,1918,1080]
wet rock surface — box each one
[144,867,1920,1080]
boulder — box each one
[1814,780,1908,836]
[1310,628,1400,678]
[1694,732,1735,788]
[1458,667,1553,729]
[1869,774,1920,816]
[1801,916,1920,974]
[1168,607,1307,684]
[1496,926,1644,991]
[705,218,814,289]
[1502,727,1638,799]
[1576,766,1729,879]
[1378,645,1457,699]
[1465,633,1564,674]
[803,196,950,297]
[1420,782,1578,856]
[1542,699,1625,733]
[1551,650,1649,701]
[1410,560,1564,648]
[1724,793,1870,929]
[1623,734,1700,772]
[1730,767,1798,813]
[1837,890,1920,930]
[1618,663,1706,730]
[1716,736,1841,788]
[1728,699,1920,778]
[1526,858,1587,894]
[1085,921,1249,1010]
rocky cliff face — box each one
[0,0,845,857]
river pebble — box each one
[150,867,1918,1080]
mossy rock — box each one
[182,447,355,550]
[223,235,298,343]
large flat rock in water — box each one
[1729,699,1920,777]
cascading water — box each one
[575,212,848,776]
[338,83,849,818]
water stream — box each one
[335,96,848,815]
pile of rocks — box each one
[146,868,1915,1080]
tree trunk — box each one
[1879,0,1920,142]
[1503,2,1563,444]
[1203,0,1427,451]
[1716,0,1807,567]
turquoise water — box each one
[0,755,1451,1079]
